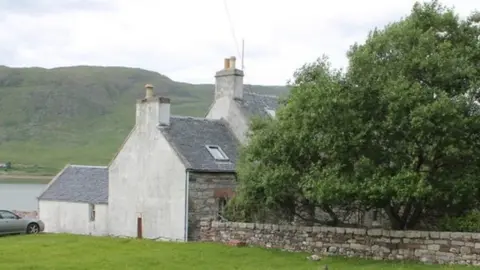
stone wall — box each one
[13,210,38,218]
[199,220,480,265]
[188,172,236,241]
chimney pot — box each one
[145,84,154,99]
[229,56,236,69]
[224,58,230,69]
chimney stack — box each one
[136,84,171,127]
[214,56,244,100]
[145,83,154,99]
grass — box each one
[0,234,470,270]
[0,65,289,174]
[0,177,51,184]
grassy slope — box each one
[0,234,466,270]
[0,66,289,175]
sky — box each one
[0,0,478,85]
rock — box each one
[420,256,433,264]
[226,240,246,247]
[327,246,337,253]
[307,254,321,261]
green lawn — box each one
[0,234,470,270]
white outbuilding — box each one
[38,165,108,236]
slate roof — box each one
[160,116,240,172]
[235,92,279,118]
[38,165,108,204]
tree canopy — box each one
[230,0,480,229]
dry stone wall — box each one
[200,220,480,265]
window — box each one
[0,210,18,220]
[265,107,276,118]
[89,204,95,222]
[206,145,229,161]
[372,209,378,222]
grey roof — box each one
[235,92,279,118]
[38,165,108,204]
[160,116,240,172]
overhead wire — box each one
[222,0,242,61]
[222,0,252,93]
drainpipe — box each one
[184,170,190,242]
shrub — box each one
[439,210,480,232]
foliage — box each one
[343,0,480,229]
[0,234,468,270]
[232,0,480,229]
[0,66,288,174]
[439,211,480,232]
[232,59,352,225]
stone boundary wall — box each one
[199,220,480,265]
[13,210,38,218]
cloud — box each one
[0,0,477,85]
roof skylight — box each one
[206,145,229,161]
[265,107,276,117]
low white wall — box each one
[39,200,108,236]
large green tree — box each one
[232,1,480,229]
[230,61,352,225]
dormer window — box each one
[265,107,276,118]
[206,145,229,161]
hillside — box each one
[0,65,289,175]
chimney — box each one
[145,83,154,99]
[136,84,170,127]
[214,56,244,100]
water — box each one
[0,182,47,211]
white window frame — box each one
[206,145,229,161]
[89,204,95,222]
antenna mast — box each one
[241,39,245,70]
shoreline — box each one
[0,174,52,184]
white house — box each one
[38,165,109,236]
[206,56,278,143]
[38,56,279,241]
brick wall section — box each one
[188,172,236,241]
[199,220,480,265]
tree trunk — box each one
[321,204,340,226]
[384,204,403,230]
[384,203,424,230]
[293,199,316,226]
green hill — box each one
[0,66,289,175]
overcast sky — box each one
[0,0,477,85]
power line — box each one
[222,0,241,60]
[222,0,250,91]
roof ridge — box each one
[69,164,108,169]
[169,115,224,122]
[243,92,279,99]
